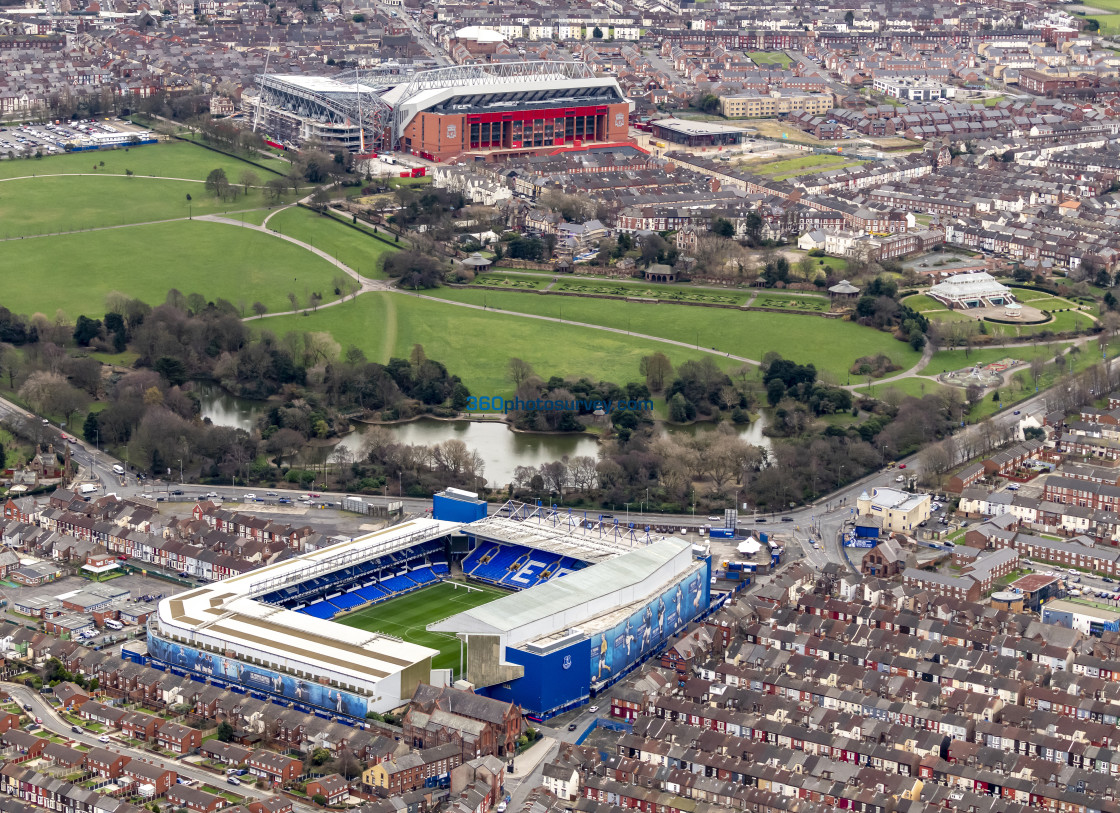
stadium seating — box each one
[408,567,438,586]
[299,601,339,620]
[502,549,564,589]
[469,544,527,586]
[432,562,450,575]
[462,544,499,575]
[379,574,417,594]
[331,593,367,611]
[355,584,388,603]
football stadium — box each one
[148,490,712,719]
[249,61,633,162]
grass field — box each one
[901,294,949,312]
[404,288,922,378]
[266,206,395,279]
[259,293,744,400]
[751,292,829,312]
[751,154,863,180]
[0,140,288,181]
[0,175,291,237]
[335,581,507,672]
[747,51,793,67]
[1,220,346,317]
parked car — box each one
[243,494,256,501]
[227,777,241,786]
[71,726,81,734]
[98,735,110,743]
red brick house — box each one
[246,750,302,786]
[166,785,226,813]
[306,774,349,806]
[119,710,162,742]
[84,747,130,778]
[158,721,202,755]
[54,681,90,711]
[123,760,177,794]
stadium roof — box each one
[465,501,669,562]
[429,537,692,643]
[650,117,748,137]
[155,519,456,685]
[387,61,627,141]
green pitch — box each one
[334,581,507,672]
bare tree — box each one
[508,358,534,390]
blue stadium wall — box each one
[147,634,372,718]
[433,493,488,523]
[480,559,711,718]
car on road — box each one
[227,777,240,786]
[707,515,720,521]
[22,705,31,712]
[896,475,905,482]
[309,492,320,498]
[898,464,906,469]
[267,492,277,497]
[781,516,793,522]
[171,489,183,496]
[71,725,81,734]
[588,705,599,714]
[1014,410,1021,415]
[568,723,577,731]
[206,492,218,498]
[755,517,766,522]
[243,494,256,501]
[1105,577,1115,583]
[98,735,110,743]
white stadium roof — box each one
[429,537,693,645]
[155,519,456,687]
[928,271,1012,301]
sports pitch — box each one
[334,581,508,672]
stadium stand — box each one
[300,601,339,620]
[408,567,438,586]
[331,593,368,611]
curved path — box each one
[214,214,1102,390]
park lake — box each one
[195,383,772,487]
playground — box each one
[938,357,1020,389]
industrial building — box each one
[648,117,746,148]
[1041,598,1120,637]
[250,62,633,161]
[856,487,931,533]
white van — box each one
[112,464,125,476]
[104,619,123,631]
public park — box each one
[0,138,1109,418]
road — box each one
[1,681,315,813]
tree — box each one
[310,748,332,766]
[697,93,720,114]
[73,315,102,346]
[508,358,534,389]
[592,25,604,38]
[252,301,267,318]
[844,10,855,26]
[238,170,259,196]
[19,371,87,426]
[311,186,331,213]
[216,721,234,742]
[640,352,673,392]
[204,168,230,198]
[711,218,735,238]
[83,411,100,444]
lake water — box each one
[194,383,770,487]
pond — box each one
[194,383,771,487]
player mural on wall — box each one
[588,569,710,687]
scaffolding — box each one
[254,73,400,152]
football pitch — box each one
[334,581,508,672]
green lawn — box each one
[335,581,507,672]
[1,220,347,317]
[416,287,922,378]
[0,140,288,181]
[258,292,744,400]
[752,292,829,312]
[747,51,793,67]
[901,294,949,312]
[266,206,395,279]
[921,348,1039,376]
[752,154,863,180]
[471,273,547,290]
[1090,12,1120,30]
[0,175,289,237]
[854,377,948,399]
[551,279,746,305]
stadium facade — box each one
[249,62,633,162]
[149,493,712,720]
